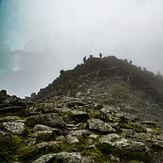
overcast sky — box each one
[0,0,163,97]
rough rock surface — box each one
[25,113,65,128]
[88,118,116,133]
[2,122,25,134]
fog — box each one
[0,0,163,97]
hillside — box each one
[34,56,163,127]
[0,56,163,162]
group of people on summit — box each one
[83,53,103,63]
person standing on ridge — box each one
[83,56,87,63]
[99,53,102,58]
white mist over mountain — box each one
[0,0,163,97]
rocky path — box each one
[0,96,163,163]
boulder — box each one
[119,121,146,133]
[66,134,80,144]
[33,124,55,131]
[0,116,21,122]
[89,134,99,139]
[153,140,163,149]
[32,153,56,163]
[55,152,94,163]
[100,107,120,122]
[20,141,59,162]
[0,130,11,160]
[2,122,25,134]
[88,119,116,133]
[121,128,136,138]
[97,133,149,161]
[26,113,65,128]
[31,131,54,143]
[98,133,145,151]
[56,135,65,142]
[76,92,83,97]
[133,132,156,144]
[32,152,95,163]
[110,154,120,162]
[36,141,59,151]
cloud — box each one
[0,43,61,97]
[0,0,163,97]
[0,43,13,76]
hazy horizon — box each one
[0,0,163,97]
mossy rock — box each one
[87,109,100,119]
[21,127,31,137]
[119,150,151,162]
[97,143,151,162]
[11,135,26,151]
[81,148,108,162]
[0,131,12,162]
[18,141,60,162]
[18,146,39,162]
[33,131,56,144]
[25,113,65,128]
[119,122,146,132]
[25,116,39,128]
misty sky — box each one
[0,0,163,97]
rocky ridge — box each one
[34,56,163,127]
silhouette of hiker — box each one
[89,55,93,58]
[83,56,87,63]
[99,53,102,58]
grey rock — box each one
[89,134,99,139]
[66,134,80,144]
[31,131,54,143]
[86,139,94,145]
[33,124,55,131]
[36,141,59,151]
[32,153,56,163]
[100,107,121,122]
[154,140,163,149]
[32,152,94,163]
[76,92,83,97]
[133,132,156,143]
[0,116,21,122]
[110,154,120,162]
[88,119,116,133]
[54,152,90,163]
[32,131,53,138]
[2,122,25,134]
[98,133,145,152]
[121,128,136,138]
[69,129,91,137]
[26,113,65,128]
[37,113,65,127]
[0,130,11,153]
[55,107,71,113]
[56,135,65,141]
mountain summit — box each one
[36,56,163,100]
